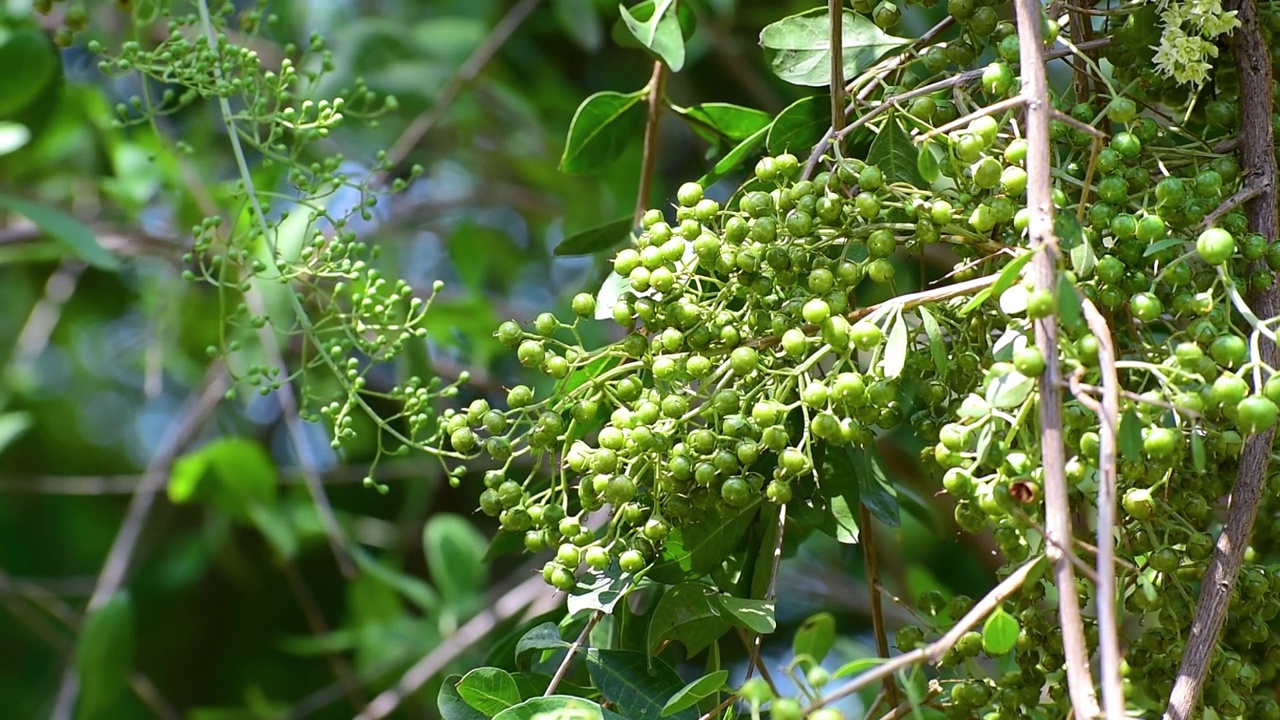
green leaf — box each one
[760,9,910,87]
[494,695,606,720]
[1055,212,1084,250]
[560,90,647,175]
[424,514,488,603]
[698,124,770,188]
[515,622,570,669]
[661,670,728,717]
[247,504,298,560]
[556,216,635,256]
[918,307,947,378]
[0,193,119,270]
[866,114,926,188]
[961,252,1033,314]
[75,593,135,719]
[611,0,697,47]
[916,139,941,184]
[0,412,32,455]
[1057,273,1083,332]
[0,27,59,119]
[1119,410,1143,462]
[568,569,633,615]
[793,612,837,665]
[440,675,489,720]
[647,584,731,656]
[168,438,278,522]
[849,445,900,527]
[716,596,776,634]
[883,309,908,379]
[0,122,30,156]
[619,0,685,71]
[674,103,772,142]
[1191,425,1207,472]
[667,499,761,576]
[555,0,604,51]
[457,667,522,716]
[986,370,1036,409]
[833,656,885,678]
[1143,237,1185,257]
[586,649,697,720]
[350,547,439,612]
[826,493,860,544]
[766,95,827,155]
[981,606,1019,656]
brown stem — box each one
[281,560,367,710]
[829,0,846,136]
[1012,0,1100,715]
[859,505,899,708]
[635,61,668,225]
[1164,0,1278,716]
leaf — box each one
[981,606,1019,656]
[917,307,947,378]
[716,596,776,634]
[793,612,837,664]
[76,593,135,719]
[586,649,697,720]
[425,514,488,602]
[595,271,634,320]
[247,504,298,560]
[515,622,571,669]
[1191,425,1207,472]
[986,371,1036,409]
[0,412,32,455]
[457,668,522,716]
[0,27,59,119]
[556,216,635,256]
[697,124,770,188]
[760,9,910,87]
[661,670,729,717]
[1119,410,1143,462]
[961,252,1033,314]
[619,0,685,71]
[440,675,490,720]
[555,0,604,51]
[568,569,633,615]
[611,0,697,47]
[0,122,30,155]
[1143,237,1185,257]
[675,103,772,142]
[560,90,647,175]
[0,193,119,270]
[1068,225,1097,277]
[494,695,606,720]
[958,393,991,419]
[647,584,731,656]
[350,547,439,612]
[866,114,926,188]
[833,656,885,678]
[1057,273,1083,332]
[827,493,860,544]
[1055,212,1084,250]
[916,139,941,184]
[168,438,278,522]
[883,309,908,379]
[673,500,761,575]
[766,95,827,155]
[849,445,900,527]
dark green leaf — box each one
[866,114,926,188]
[619,0,685,71]
[817,445,861,544]
[1066,217,1096,276]
[918,307,947,378]
[766,95,827,155]
[760,10,909,87]
[698,124,770,188]
[661,670,729,717]
[494,695,606,720]
[560,91,647,175]
[0,193,119,270]
[457,667,522,715]
[1191,425,1207,471]
[962,252,1033,314]
[1119,410,1143,462]
[350,547,439,612]
[586,649,697,720]
[883,309,908,379]
[1057,273,1083,332]
[647,584,731,656]
[168,438,277,522]
[715,596,776,634]
[677,500,761,575]
[555,216,635,256]
[76,593,135,719]
[793,612,837,664]
[986,371,1036,409]
[425,514,488,602]
[981,606,1019,656]
[515,622,570,669]
[916,139,941,184]
[1055,213,1084,249]
[674,103,772,142]
[0,27,59,118]
[440,676,489,720]
[849,445,900,527]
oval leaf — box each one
[760,10,909,87]
[675,103,772,142]
[981,606,1019,656]
[586,649,697,720]
[793,612,837,665]
[766,95,827,155]
[168,438,278,521]
[986,370,1035,409]
[425,513,488,601]
[457,667,521,716]
[697,124,770,188]
[560,91,647,175]
[494,695,606,720]
[648,584,730,656]
[556,216,635,256]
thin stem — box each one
[280,559,367,710]
[829,0,845,135]
[545,611,603,696]
[859,505,898,708]
[636,61,668,225]
[914,95,1025,144]
[1012,0,1100,714]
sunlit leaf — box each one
[962,252,1033,314]
[760,9,909,87]
[168,438,277,522]
[793,612,837,665]
[883,309,908,379]
[986,370,1036,409]
[716,596,776,634]
[494,695,606,720]
[916,139,941,184]
[675,103,772,142]
[560,90,647,175]
[661,670,728,717]
[981,606,1019,656]
[440,675,489,720]
[619,0,685,71]
[456,667,521,716]
[0,412,32,455]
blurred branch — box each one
[10,260,85,376]
[279,560,367,711]
[50,363,228,720]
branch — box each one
[859,505,898,708]
[806,556,1046,712]
[829,0,846,136]
[545,611,603,696]
[1011,0,1100,714]
[1165,0,1278,716]
[635,61,668,225]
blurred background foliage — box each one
[0,0,991,717]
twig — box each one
[1050,108,1109,139]
[915,95,1026,144]
[545,610,603,696]
[1165,0,1278,716]
[50,365,229,720]
[374,0,545,186]
[807,555,1046,711]
[1078,298,1126,720]
[635,61,668,225]
[829,0,846,136]
[1012,0,1100,713]
[877,684,941,720]
[355,573,552,720]
[1200,185,1262,231]
[859,505,898,708]
[10,261,85,375]
[280,560,367,710]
